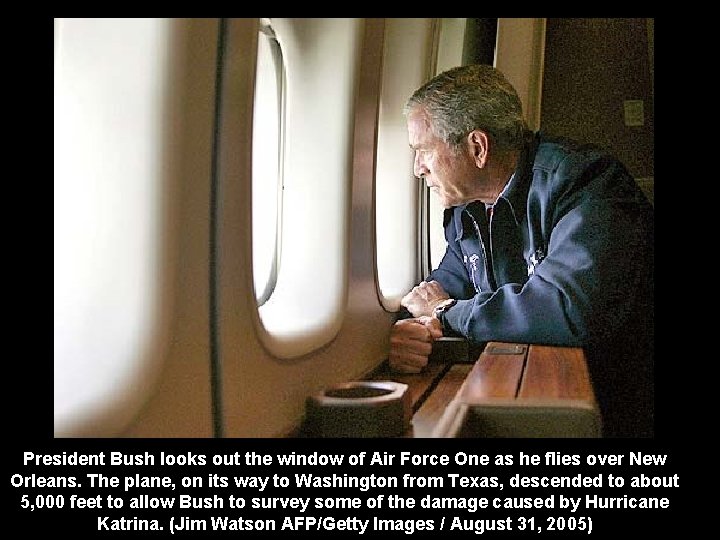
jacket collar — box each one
[450,131,539,241]
[501,130,538,226]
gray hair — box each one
[404,64,528,153]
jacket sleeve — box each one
[426,209,477,300]
[441,152,653,347]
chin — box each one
[432,194,450,208]
[440,197,457,209]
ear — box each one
[467,130,490,168]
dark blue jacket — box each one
[428,132,654,437]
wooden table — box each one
[371,342,600,438]
[298,341,601,438]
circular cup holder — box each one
[305,380,411,437]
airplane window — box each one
[375,19,467,302]
[375,19,436,311]
[252,20,284,305]
[427,18,468,273]
[253,18,361,358]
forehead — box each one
[407,108,437,148]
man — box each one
[389,64,654,438]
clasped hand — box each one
[400,280,450,317]
[389,316,443,373]
[389,281,450,373]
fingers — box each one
[416,315,444,339]
[401,281,450,318]
[402,281,441,301]
[414,281,431,301]
[388,319,436,374]
[392,318,434,340]
[424,280,449,298]
[400,289,416,308]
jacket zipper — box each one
[464,208,496,292]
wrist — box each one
[432,298,457,324]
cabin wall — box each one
[539,18,654,203]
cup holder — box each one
[305,381,411,437]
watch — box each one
[433,298,457,323]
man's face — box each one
[407,108,479,209]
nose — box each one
[413,152,428,180]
